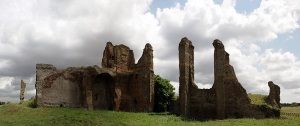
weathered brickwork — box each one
[175,37,280,120]
[36,42,154,112]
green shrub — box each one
[0,101,5,105]
[153,75,175,112]
[26,99,37,108]
[249,94,280,118]
[257,104,280,118]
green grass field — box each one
[0,102,300,126]
[281,106,300,114]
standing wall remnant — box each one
[175,37,280,120]
[266,81,281,108]
[20,80,26,103]
[178,37,194,117]
[213,39,226,119]
[35,42,154,112]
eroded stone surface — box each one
[36,42,154,112]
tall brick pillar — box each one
[143,43,154,112]
[213,39,225,119]
[179,37,194,117]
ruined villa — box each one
[35,42,154,112]
[35,37,280,120]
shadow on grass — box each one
[148,112,212,122]
[148,112,173,116]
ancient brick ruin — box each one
[20,80,26,103]
[35,37,280,119]
[35,42,154,112]
[174,37,280,120]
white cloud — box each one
[261,49,297,71]
[286,36,294,41]
[0,77,14,89]
[222,0,236,8]
[249,43,261,53]
[170,81,179,95]
[0,75,35,102]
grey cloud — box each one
[271,78,300,89]
[154,59,179,82]
[0,89,18,98]
[194,49,214,84]
[11,76,35,91]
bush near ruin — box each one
[153,75,175,112]
[248,94,280,118]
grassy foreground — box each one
[0,103,300,126]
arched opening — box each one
[92,73,115,110]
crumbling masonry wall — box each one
[176,37,280,120]
[36,42,154,112]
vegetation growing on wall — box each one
[248,94,280,118]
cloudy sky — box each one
[0,0,299,103]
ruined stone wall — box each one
[178,37,193,117]
[178,38,217,119]
[189,87,216,120]
[102,42,115,68]
[36,64,117,109]
[176,37,280,120]
[102,42,135,72]
[36,64,57,107]
[91,72,115,110]
[71,67,117,110]
[213,39,253,119]
[36,42,154,112]
[43,75,81,107]
[133,43,154,112]
[100,42,154,112]
[36,64,92,107]
[266,81,281,108]
[213,39,226,119]
[20,80,26,103]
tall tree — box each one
[154,75,175,112]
